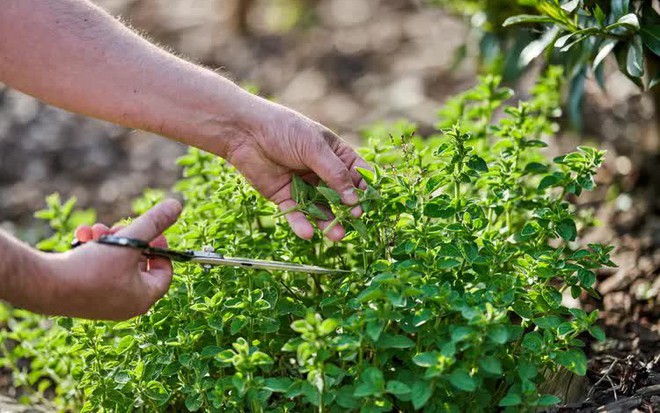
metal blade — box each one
[190,251,348,275]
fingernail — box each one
[351,205,362,218]
[342,189,359,205]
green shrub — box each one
[434,0,660,129]
[0,69,615,412]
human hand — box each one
[222,98,371,242]
[45,199,182,320]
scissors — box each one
[72,235,347,275]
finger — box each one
[279,199,314,240]
[150,234,168,248]
[143,263,173,303]
[109,225,126,235]
[301,171,320,186]
[147,234,170,274]
[116,199,182,241]
[74,225,93,243]
[91,223,110,240]
[306,133,359,206]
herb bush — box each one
[0,69,615,412]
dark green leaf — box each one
[264,377,293,393]
[538,174,560,190]
[479,356,503,375]
[449,369,476,392]
[557,218,577,241]
[641,25,660,56]
[376,334,415,349]
[386,380,411,396]
[589,325,606,342]
[317,186,342,204]
[411,380,433,409]
[522,332,543,352]
[555,349,587,375]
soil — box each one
[0,0,657,411]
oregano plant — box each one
[0,68,615,412]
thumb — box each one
[116,199,182,241]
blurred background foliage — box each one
[432,0,660,130]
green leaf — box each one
[521,222,540,236]
[291,175,308,204]
[594,39,618,68]
[542,288,563,308]
[413,352,438,368]
[503,15,556,27]
[355,167,375,184]
[467,155,488,172]
[517,362,537,380]
[578,269,596,287]
[305,204,329,220]
[350,219,369,239]
[626,36,645,78]
[537,394,562,406]
[534,316,562,329]
[411,380,433,409]
[354,367,385,397]
[538,174,560,190]
[479,356,503,375]
[185,393,203,412]
[437,258,462,269]
[143,381,170,405]
[614,13,641,31]
[589,325,606,342]
[386,380,411,396]
[319,318,339,336]
[424,202,454,218]
[561,0,580,13]
[449,369,476,392]
[201,346,223,358]
[114,371,131,385]
[264,377,293,393]
[556,349,587,375]
[488,325,509,344]
[317,186,342,204]
[499,393,522,406]
[450,326,472,342]
[557,218,577,241]
[522,332,543,352]
[641,25,660,56]
[230,317,247,335]
[366,319,386,342]
[376,334,415,349]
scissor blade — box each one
[190,252,347,275]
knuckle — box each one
[328,168,351,187]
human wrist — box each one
[179,78,266,159]
[0,243,62,315]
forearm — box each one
[0,0,262,157]
[0,230,56,314]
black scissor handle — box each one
[71,235,194,262]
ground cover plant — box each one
[0,70,615,412]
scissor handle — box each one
[71,235,195,262]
